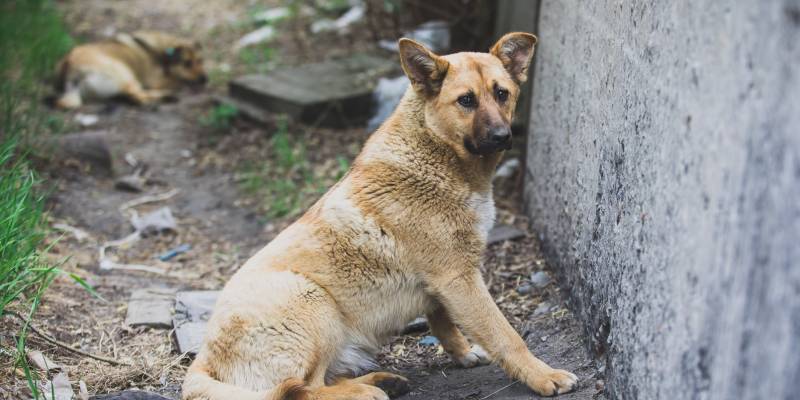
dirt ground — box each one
[1,1,604,399]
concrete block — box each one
[229,55,396,127]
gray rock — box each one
[229,55,396,128]
[486,224,525,245]
[173,291,220,354]
[124,288,176,329]
[525,1,800,398]
[532,302,551,316]
[529,271,551,288]
[46,131,113,176]
[516,284,532,295]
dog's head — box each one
[132,32,207,86]
[398,32,537,156]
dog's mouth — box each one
[464,137,512,156]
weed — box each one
[0,1,88,397]
[200,103,239,132]
[239,117,351,219]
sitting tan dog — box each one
[182,32,577,400]
[54,31,206,109]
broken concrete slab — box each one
[173,291,219,354]
[229,55,396,127]
[486,224,526,245]
[124,288,176,329]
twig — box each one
[478,380,519,400]
[4,311,132,367]
[118,188,179,212]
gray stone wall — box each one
[524,2,799,399]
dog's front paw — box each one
[455,344,491,368]
[530,369,578,396]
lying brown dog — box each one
[54,31,206,109]
[182,32,577,400]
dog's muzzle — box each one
[465,126,513,155]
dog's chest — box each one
[467,190,496,241]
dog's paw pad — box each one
[455,344,491,368]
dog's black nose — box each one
[198,75,208,85]
[489,126,511,143]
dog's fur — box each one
[54,31,206,109]
[182,32,577,400]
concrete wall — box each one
[524,2,799,399]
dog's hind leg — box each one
[305,372,409,400]
[427,303,491,368]
[56,89,82,109]
[121,81,172,106]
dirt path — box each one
[4,1,604,399]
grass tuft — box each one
[239,117,350,219]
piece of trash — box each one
[131,207,177,236]
[530,271,551,288]
[39,371,74,400]
[253,7,290,23]
[52,223,90,242]
[378,20,450,53]
[418,335,440,346]
[124,152,139,168]
[367,76,409,132]
[74,113,99,127]
[174,291,220,354]
[487,224,525,245]
[78,380,89,400]
[99,191,179,274]
[234,25,275,50]
[311,3,365,34]
[494,158,520,180]
[115,173,146,192]
[27,350,59,372]
[159,243,191,261]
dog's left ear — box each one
[490,32,538,84]
[398,38,450,96]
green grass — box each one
[0,0,75,397]
[240,117,350,219]
[200,102,239,132]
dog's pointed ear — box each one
[398,38,449,96]
[490,32,537,84]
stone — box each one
[90,391,172,400]
[486,224,525,245]
[124,288,176,329]
[516,284,532,295]
[529,271,551,288]
[228,55,396,127]
[173,291,220,354]
[45,131,113,176]
[525,1,800,398]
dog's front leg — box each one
[428,268,577,396]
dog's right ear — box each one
[398,38,449,96]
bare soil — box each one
[0,1,603,399]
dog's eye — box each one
[457,93,477,108]
[495,87,509,102]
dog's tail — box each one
[182,356,310,400]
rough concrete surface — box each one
[525,2,799,399]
